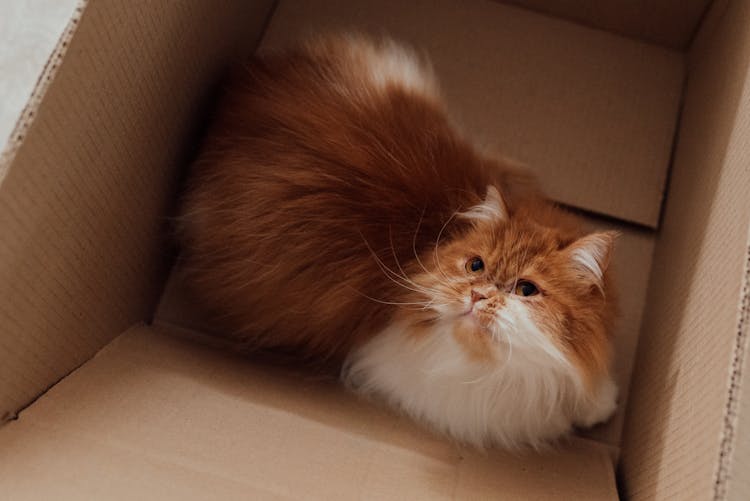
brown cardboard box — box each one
[0,0,747,499]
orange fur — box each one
[177,35,616,398]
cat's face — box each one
[411,187,616,384]
[345,187,618,446]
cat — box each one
[177,34,619,448]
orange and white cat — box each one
[178,35,618,448]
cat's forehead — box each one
[491,220,569,251]
[450,215,576,265]
[464,220,574,271]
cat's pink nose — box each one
[471,290,487,303]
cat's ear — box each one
[567,231,618,289]
[459,185,508,224]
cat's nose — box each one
[471,290,487,303]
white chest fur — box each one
[342,317,611,448]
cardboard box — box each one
[0,0,747,498]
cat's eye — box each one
[514,280,539,297]
[465,257,484,273]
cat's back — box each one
[184,35,491,221]
[178,35,493,359]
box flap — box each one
[620,0,750,498]
[502,0,711,49]
[0,324,618,500]
[262,0,684,227]
[0,0,275,423]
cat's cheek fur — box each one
[342,303,600,448]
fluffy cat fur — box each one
[177,35,619,448]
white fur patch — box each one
[352,39,437,97]
[570,232,615,284]
[572,247,604,282]
[343,298,616,448]
[459,185,507,224]
[573,377,618,428]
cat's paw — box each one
[574,378,618,428]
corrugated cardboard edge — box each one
[0,0,278,422]
[0,0,87,186]
[0,321,619,499]
[715,232,750,500]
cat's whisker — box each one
[407,209,463,296]
[346,286,439,310]
[378,268,433,298]
[360,232,442,299]
[411,208,436,278]
[461,373,492,385]
[378,255,444,298]
[365,298,434,308]
[432,210,463,290]
[418,300,450,311]
[388,227,446,297]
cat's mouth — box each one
[460,303,496,329]
[460,300,485,315]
